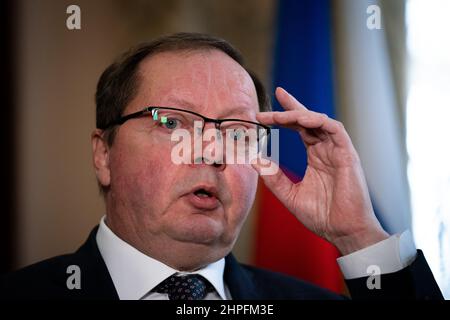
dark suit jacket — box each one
[0,227,444,300]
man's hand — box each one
[252,87,389,255]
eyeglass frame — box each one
[102,106,271,139]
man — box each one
[1,33,443,300]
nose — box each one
[212,161,225,170]
[190,122,226,171]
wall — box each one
[15,0,275,268]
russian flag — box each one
[251,0,412,294]
[253,0,343,293]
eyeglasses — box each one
[104,106,271,146]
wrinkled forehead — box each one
[131,49,259,118]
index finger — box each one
[275,87,308,111]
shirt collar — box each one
[96,216,227,300]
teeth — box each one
[197,193,209,198]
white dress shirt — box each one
[96,216,230,300]
[337,230,417,279]
[96,215,417,299]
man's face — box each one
[102,50,259,269]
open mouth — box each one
[186,186,220,210]
[194,188,213,198]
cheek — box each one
[227,166,258,222]
[109,136,177,211]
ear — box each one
[91,129,111,188]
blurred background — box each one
[1,0,448,298]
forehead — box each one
[132,49,259,116]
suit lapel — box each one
[68,226,119,299]
[224,254,260,299]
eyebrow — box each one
[165,97,198,111]
[164,97,256,120]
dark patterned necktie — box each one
[154,274,215,300]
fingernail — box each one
[278,87,294,99]
[277,87,288,94]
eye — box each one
[162,117,180,130]
[228,128,247,141]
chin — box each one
[168,213,225,241]
[162,225,237,271]
[174,242,232,271]
[172,226,223,245]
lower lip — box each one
[185,193,220,210]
